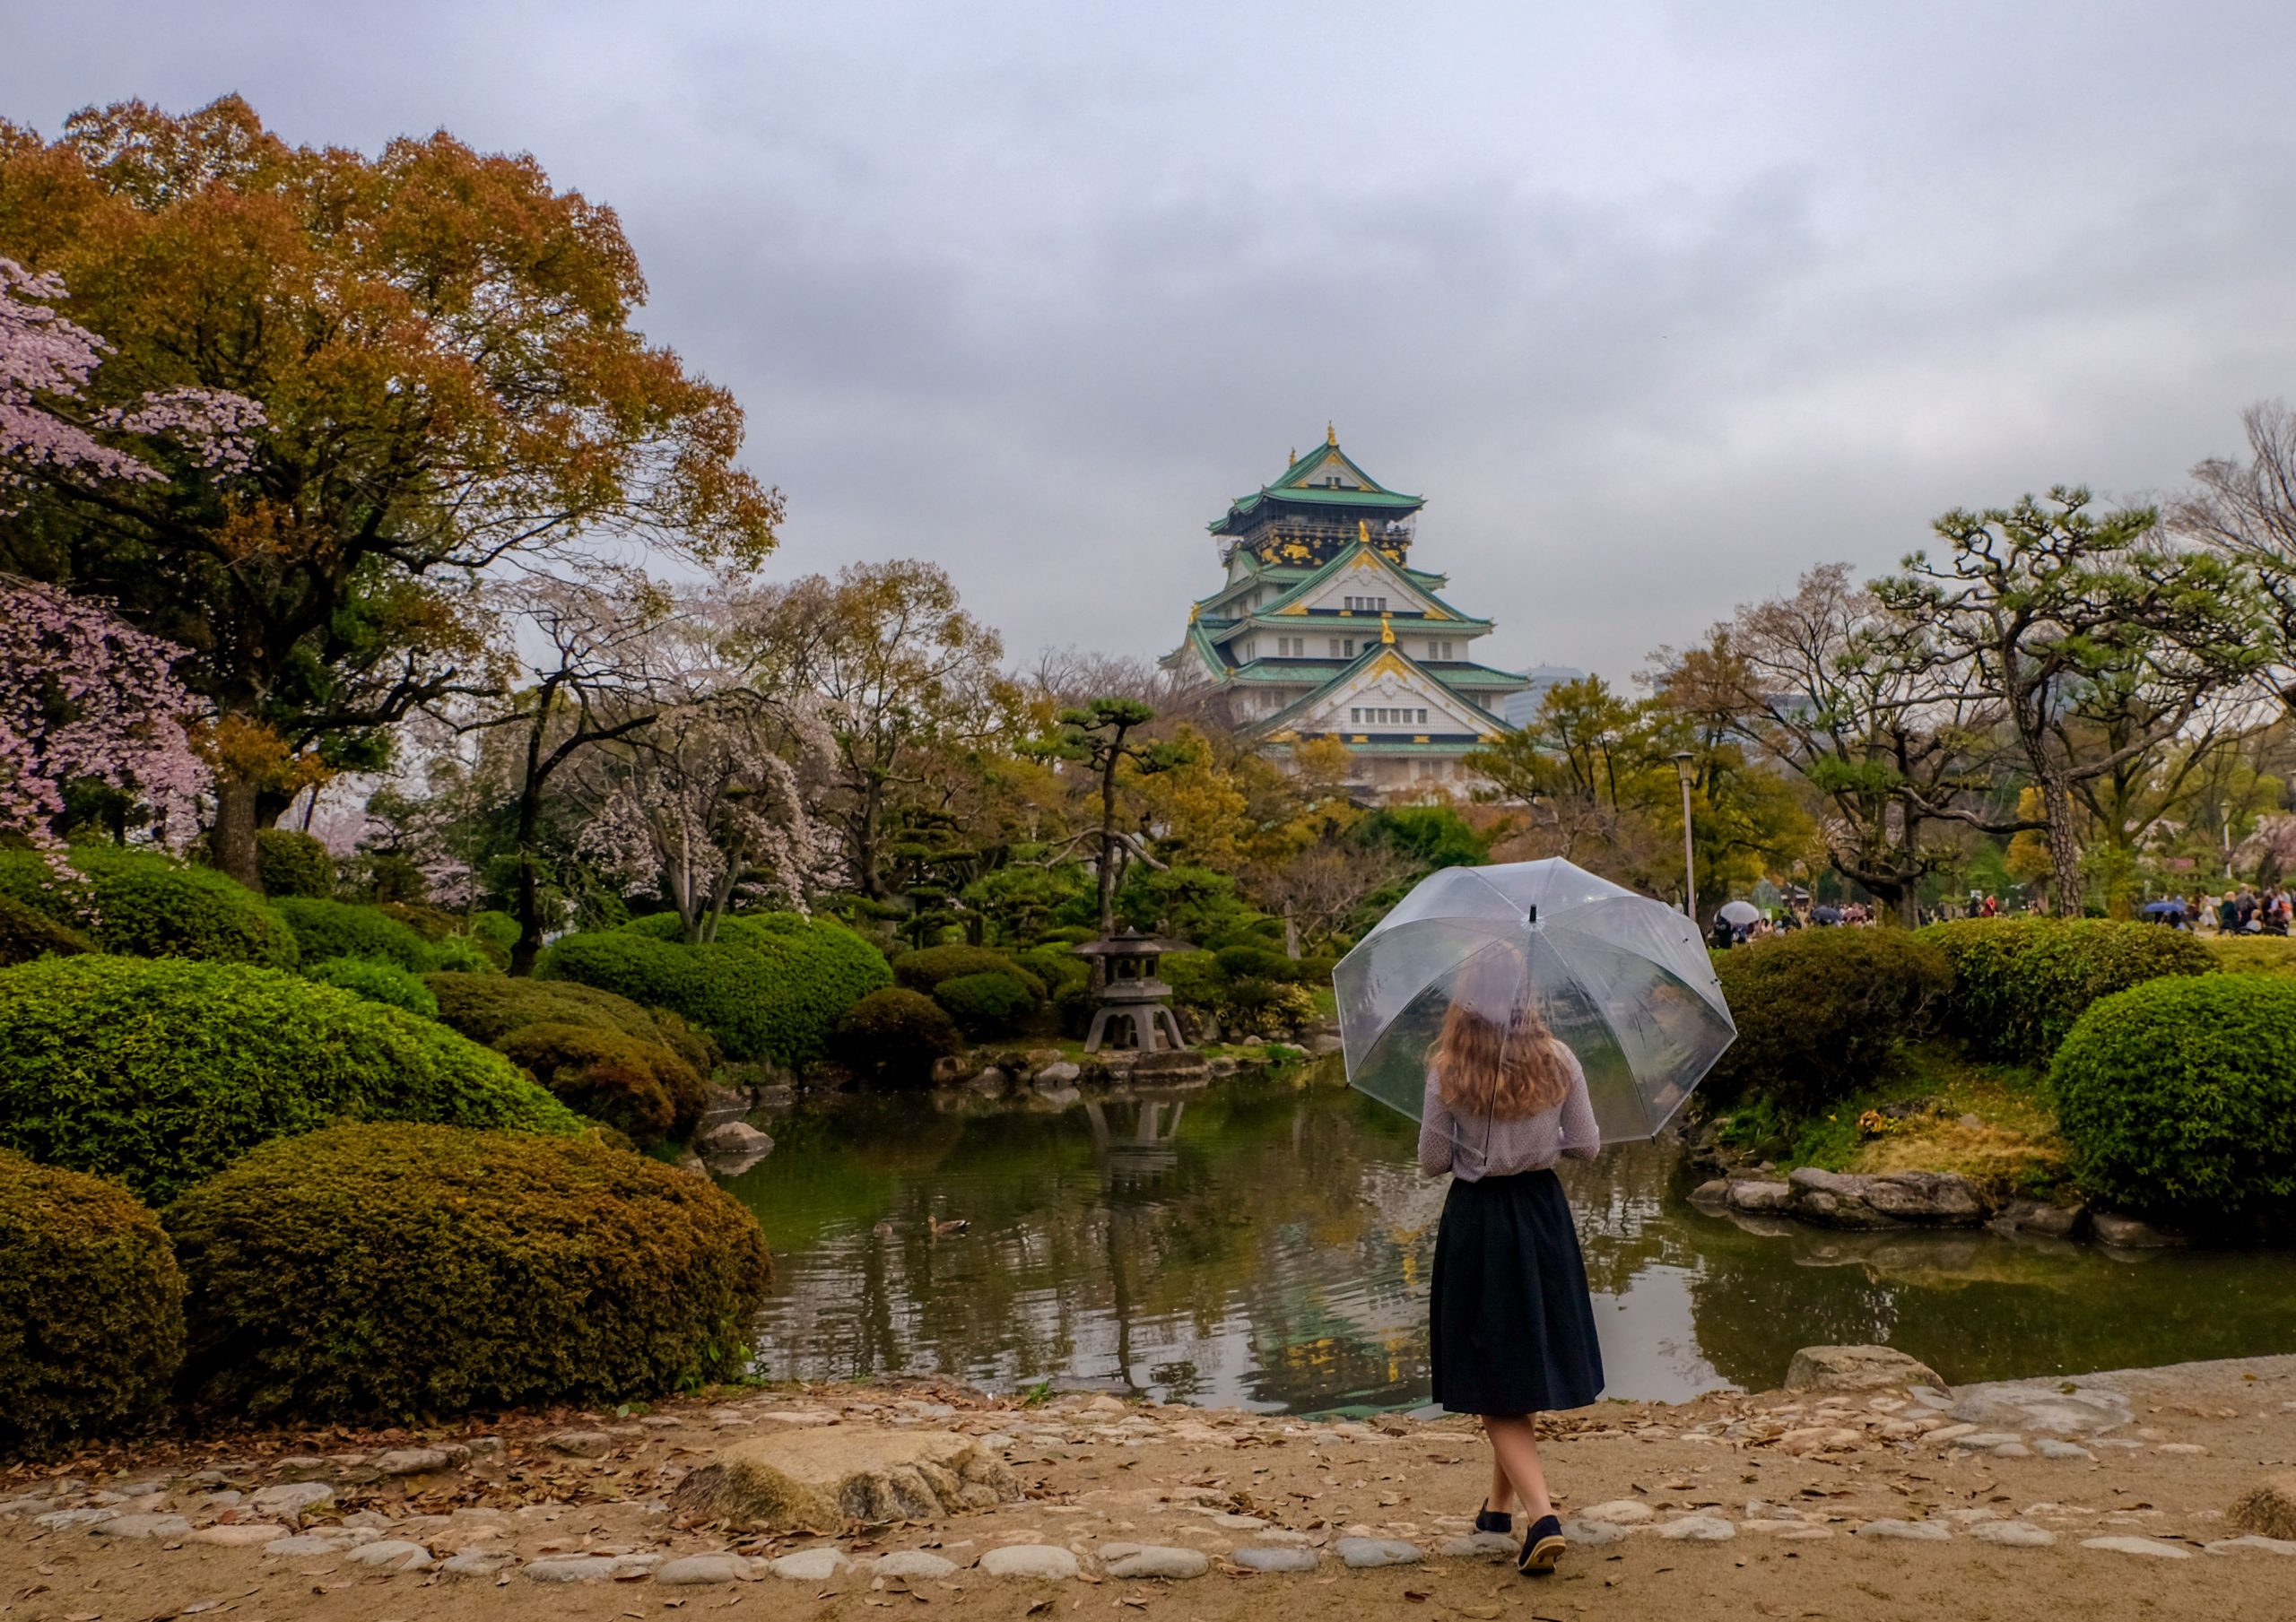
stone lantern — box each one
[1073,929,1194,1054]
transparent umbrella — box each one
[1333,859,1735,1148]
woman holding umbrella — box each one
[1417,942,1604,1574]
[1335,860,1736,1579]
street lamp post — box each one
[1672,750,1697,921]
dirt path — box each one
[8,1355,2295,1622]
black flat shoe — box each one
[1474,1499,1513,1535]
[1518,1514,1565,1574]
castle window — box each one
[1419,708,1428,724]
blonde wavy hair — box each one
[1433,943,1574,1120]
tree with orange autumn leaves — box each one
[0,97,779,886]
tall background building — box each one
[1164,430,1538,794]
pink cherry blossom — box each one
[0,574,208,852]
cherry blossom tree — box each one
[0,574,205,851]
[570,593,835,941]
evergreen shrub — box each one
[254,828,335,898]
[892,943,1045,1001]
[1919,917,2216,1062]
[496,1021,706,1144]
[304,955,440,1017]
[1706,928,1953,1115]
[0,893,93,967]
[426,972,718,1078]
[0,957,579,1202]
[164,1123,772,1419]
[274,897,431,971]
[2052,973,2296,1219]
[1013,943,1088,993]
[421,935,498,974]
[0,1149,185,1454]
[833,987,961,1089]
[1217,978,1320,1040]
[1214,944,1309,984]
[541,915,892,1065]
[932,969,1036,1037]
[0,846,296,967]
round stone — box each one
[872,1551,958,1580]
[1856,1520,1950,1542]
[1657,1516,1735,1542]
[978,1545,1080,1580]
[658,1554,753,1584]
[769,1547,849,1582]
[1970,1522,2057,1548]
[1578,1500,1653,1524]
[1231,1547,1318,1573]
[1335,1537,1422,1567]
[1103,1546,1209,1580]
[344,1540,432,1571]
[2080,1536,2192,1558]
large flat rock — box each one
[668,1427,1021,1532]
[1784,1344,1944,1393]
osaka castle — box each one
[1163,429,1531,794]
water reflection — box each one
[720,1064,2296,1414]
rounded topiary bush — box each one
[1214,944,1308,984]
[0,892,93,967]
[0,1149,186,1454]
[1919,916,2216,1062]
[893,943,1033,996]
[541,915,892,1065]
[2051,974,2296,1219]
[426,972,718,1079]
[1706,927,1954,1115]
[496,1021,706,1144]
[304,955,440,1017]
[0,845,296,967]
[274,897,431,971]
[1013,943,1089,994]
[0,957,581,1202]
[1219,977,1320,1040]
[932,969,1036,1038]
[833,987,961,1089]
[255,828,335,898]
[164,1123,772,1419]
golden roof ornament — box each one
[1380,612,1396,645]
[1326,421,1337,446]
[1357,518,1370,545]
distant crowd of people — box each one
[1708,885,2296,947]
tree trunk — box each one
[2040,775,2086,917]
[511,785,544,977]
[211,772,263,890]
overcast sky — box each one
[10,2,2296,684]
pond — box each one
[717,1063,2296,1416]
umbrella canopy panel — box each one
[1717,900,1762,925]
[1334,860,1735,1147]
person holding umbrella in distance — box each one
[1335,860,1735,1576]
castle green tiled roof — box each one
[1210,434,1426,535]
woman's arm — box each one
[1558,1046,1600,1159]
[1417,1070,1454,1175]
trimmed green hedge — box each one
[540,915,891,1065]
[833,986,961,1089]
[427,972,717,1077]
[1918,917,2217,1062]
[2053,973,2296,1219]
[1706,928,1954,1115]
[933,969,1036,1038]
[164,1123,773,1419]
[1214,944,1310,984]
[304,955,440,1017]
[0,892,93,967]
[497,1021,706,1145]
[0,846,296,967]
[1013,943,1088,993]
[255,828,335,898]
[0,957,580,1203]
[274,897,432,971]
[0,1149,185,1454]
[894,944,1039,998]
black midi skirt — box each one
[1430,1168,1605,1416]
